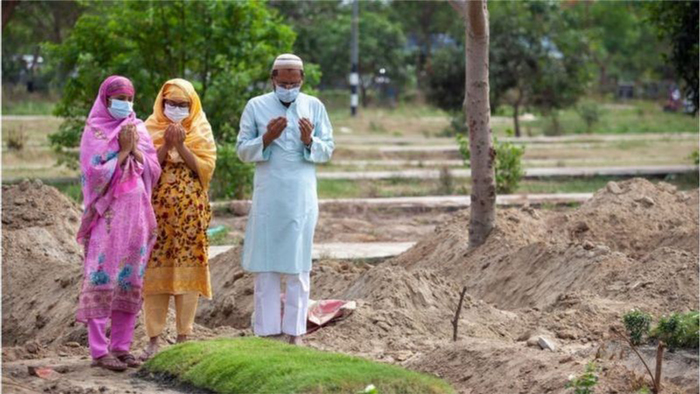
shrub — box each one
[6,127,27,151]
[456,129,525,194]
[566,361,599,394]
[623,309,653,346]
[651,311,699,351]
[577,101,603,133]
[210,143,254,200]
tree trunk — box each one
[451,0,495,248]
[512,101,521,137]
[2,0,20,31]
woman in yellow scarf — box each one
[140,79,216,360]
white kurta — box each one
[236,92,334,274]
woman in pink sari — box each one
[76,76,161,371]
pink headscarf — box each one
[77,75,161,243]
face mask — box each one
[108,99,133,119]
[164,103,190,122]
[275,85,300,103]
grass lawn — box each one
[49,174,698,203]
[141,337,454,394]
[314,174,699,200]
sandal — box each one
[139,344,159,362]
[113,352,142,368]
[90,354,128,372]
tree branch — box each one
[448,0,467,17]
[452,286,468,341]
[611,327,657,390]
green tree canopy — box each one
[645,0,699,113]
[46,0,299,149]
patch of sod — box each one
[142,337,454,394]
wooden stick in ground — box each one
[654,341,665,394]
[611,327,656,390]
[452,286,468,342]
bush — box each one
[210,143,254,200]
[650,311,699,351]
[456,129,525,194]
[6,127,27,151]
[44,1,299,165]
[577,101,603,133]
[566,361,599,394]
[494,132,525,194]
[690,149,699,165]
[440,112,469,137]
[623,309,652,346]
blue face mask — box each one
[108,99,133,119]
[274,86,300,103]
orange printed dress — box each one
[143,79,217,299]
[143,161,212,298]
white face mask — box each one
[108,99,133,119]
[164,103,189,122]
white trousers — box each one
[254,272,310,336]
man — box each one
[236,54,334,345]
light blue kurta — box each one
[236,92,334,274]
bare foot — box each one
[288,336,303,346]
[139,337,159,362]
[176,335,189,343]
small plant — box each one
[690,149,699,165]
[6,127,27,151]
[456,133,470,166]
[576,101,603,133]
[493,131,525,194]
[437,166,454,195]
[456,129,525,194]
[211,142,254,200]
[369,121,387,134]
[440,112,469,137]
[566,361,599,394]
[650,311,699,351]
[623,309,652,346]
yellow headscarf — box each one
[145,79,216,190]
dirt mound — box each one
[408,338,689,394]
[2,181,85,347]
[197,246,374,330]
[391,179,699,313]
[563,179,699,257]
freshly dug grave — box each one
[202,179,698,393]
[2,180,85,348]
[1,180,240,358]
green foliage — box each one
[143,337,455,394]
[210,143,254,200]
[425,46,465,112]
[690,149,699,165]
[650,311,699,351]
[576,101,604,133]
[645,1,699,113]
[44,0,298,190]
[456,129,525,194]
[623,309,652,346]
[493,132,525,194]
[274,1,408,99]
[566,361,599,394]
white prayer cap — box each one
[272,53,304,71]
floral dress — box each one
[143,161,212,298]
